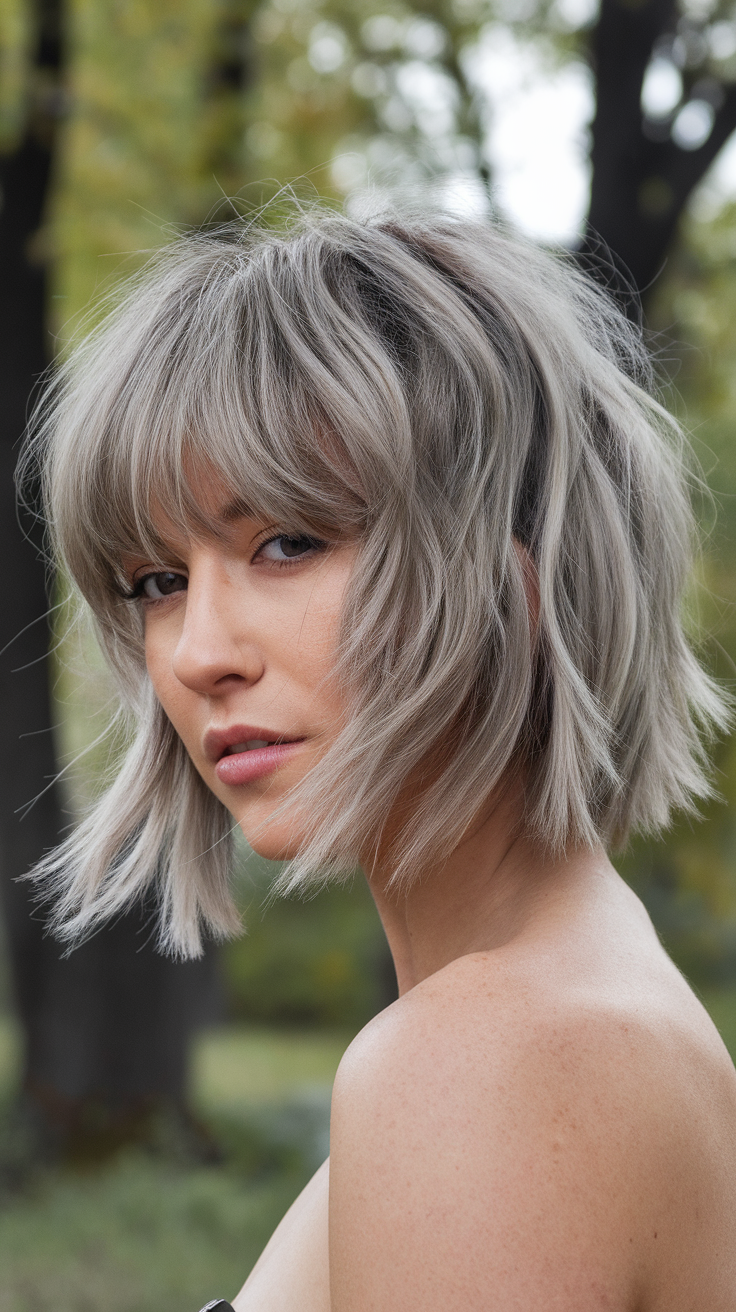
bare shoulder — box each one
[330,951,736,1311]
[333,946,736,1120]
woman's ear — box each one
[512,538,540,633]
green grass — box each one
[0,1018,353,1312]
[0,1155,298,1312]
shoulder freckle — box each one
[333,954,702,1153]
[330,974,672,1297]
[332,964,532,1137]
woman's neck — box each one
[365,783,612,995]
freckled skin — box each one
[132,497,736,1312]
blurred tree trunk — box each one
[582,0,736,313]
[0,0,220,1164]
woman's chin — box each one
[237,819,305,864]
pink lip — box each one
[215,740,303,787]
[204,724,305,788]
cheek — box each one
[144,629,190,738]
[298,614,339,683]
[143,629,167,702]
[290,588,349,709]
[301,553,354,656]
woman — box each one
[24,206,736,1309]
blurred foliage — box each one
[193,1023,349,1107]
[223,854,393,1028]
[0,1149,304,1312]
[612,196,736,983]
[0,1020,342,1305]
[50,0,257,333]
[242,0,591,210]
[1,0,604,333]
[0,0,31,149]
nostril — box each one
[171,636,265,694]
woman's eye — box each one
[256,534,323,564]
[133,571,187,601]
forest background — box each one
[3,0,736,1306]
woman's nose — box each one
[170,556,264,694]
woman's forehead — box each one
[177,457,256,525]
[130,468,257,552]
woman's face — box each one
[126,488,355,860]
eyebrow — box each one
[218,497,256,525]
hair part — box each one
[21,203,729,956]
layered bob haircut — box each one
[23,205,727,955]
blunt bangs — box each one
[21,203,730,956]
[45,239,390,615]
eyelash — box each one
[127,572,186,604]
[252,531,327,567]
[125,532,327,603]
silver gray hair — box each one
[21,205,728,956]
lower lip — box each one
[214,741,304,787]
